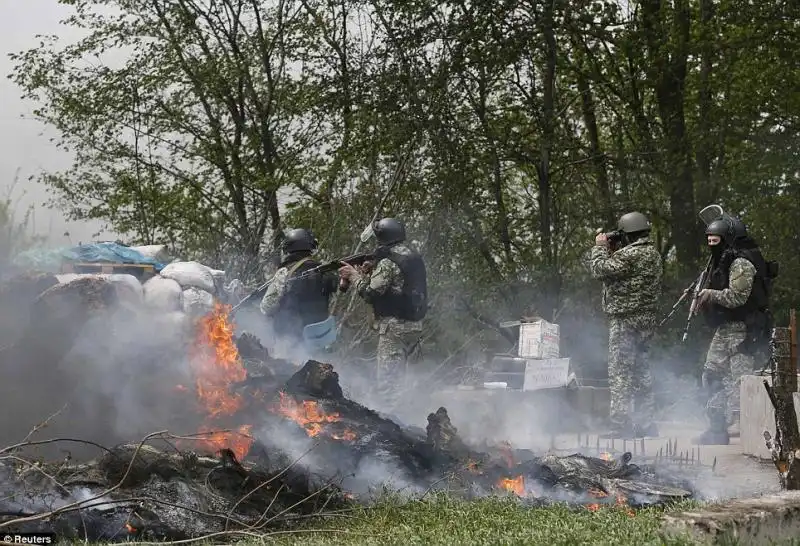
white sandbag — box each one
[108,273,143,305]
[130,244,172,263]
[143,275,184,312]
[55,273,143,305]
[182,287,215,316]
[159,261,215,293]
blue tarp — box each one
[13,242,166,273]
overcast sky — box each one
[0,1,111,246]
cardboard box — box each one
[518,319,560,359]
[523,358,571,391]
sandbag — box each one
[55,273,143,306]
[130,244,172,264]
[182,287,214,316]
[108,274,143,305]
[159,261,215,293]
[142,276,183,312]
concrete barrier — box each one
[662,491,800,545]
[739,375,800,459]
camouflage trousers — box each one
[607,314,656,430]
[375,317,423,413]
[702,322,754,426]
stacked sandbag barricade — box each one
[143,260,244,319]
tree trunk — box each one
[764,314,800,489]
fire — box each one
[183,303,254,459]
[587,503,601,512]
[599,452,613,461]
[125,523,136,533]
[191,303,247,417]
[273,391,344,438]
[195,425,253,460]
[497,475,524,496]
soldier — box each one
[260,228,342,358]
[338,218,428,413]
[589,212,663,439]
[693,216,773,445]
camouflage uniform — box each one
[589,237,663,434]
[354,244,423,412]
[701,257,756,427]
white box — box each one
[523,358,571,391]
[518,320,560,359]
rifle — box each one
[681,255,713,342]
[229,279,273,315]
[292,252,377,281]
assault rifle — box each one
[292,252,378,281]
[657,256,713,341]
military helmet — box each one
[373,218,406,245]
[281,228,318,253]
[729,216,748,240]
[705,217,736,244]
[617,211,651,234]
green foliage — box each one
[241,494,702,546]
[9,0,800,378]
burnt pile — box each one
[0,303,695,542]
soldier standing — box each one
[693,216,773,445]
[338,218,428,413]
[260,228,342,358]
[589,212,663,439]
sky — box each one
[0,1,111,246]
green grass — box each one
[248,494,705,546]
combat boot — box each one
[692,414,729,445]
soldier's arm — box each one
[260,268,289,316]
[355,259,398,303]
[588,245,633,281]
[707,257,756,308]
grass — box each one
[249,494,705,546]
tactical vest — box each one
[273,254,331,337]
[705,246,770,328]
[372,247,428,322]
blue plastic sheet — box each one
[14,242,166,273]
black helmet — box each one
[373,218,406,245]
[729,216,748,240]
[705,217,735,244]
[617,211,651,233]
[281,228,318,253]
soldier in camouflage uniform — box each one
[260,228,342,360]
[338,218,428,413]
[589,212,663,439]
[693,216,773,445]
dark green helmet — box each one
[617,211,651,233]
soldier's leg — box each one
[607,318,635,431]
[632,328,657,434]
[375,323,406,413]
[694,327,733,444]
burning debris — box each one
[0,303,696,541]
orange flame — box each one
[125,523,136,533]
[465,460,481,474]
[195,424,254,460]
[186,303,254,459]
[273,391,344,438]
[587,503,601,512]
[599,452,613,461]
[497,475,524,496]
[191,303,247,418]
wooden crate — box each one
[61,262,156,281]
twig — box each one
[0,429,169,529]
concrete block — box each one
[740,375,800,459]
[662,491,800,545]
